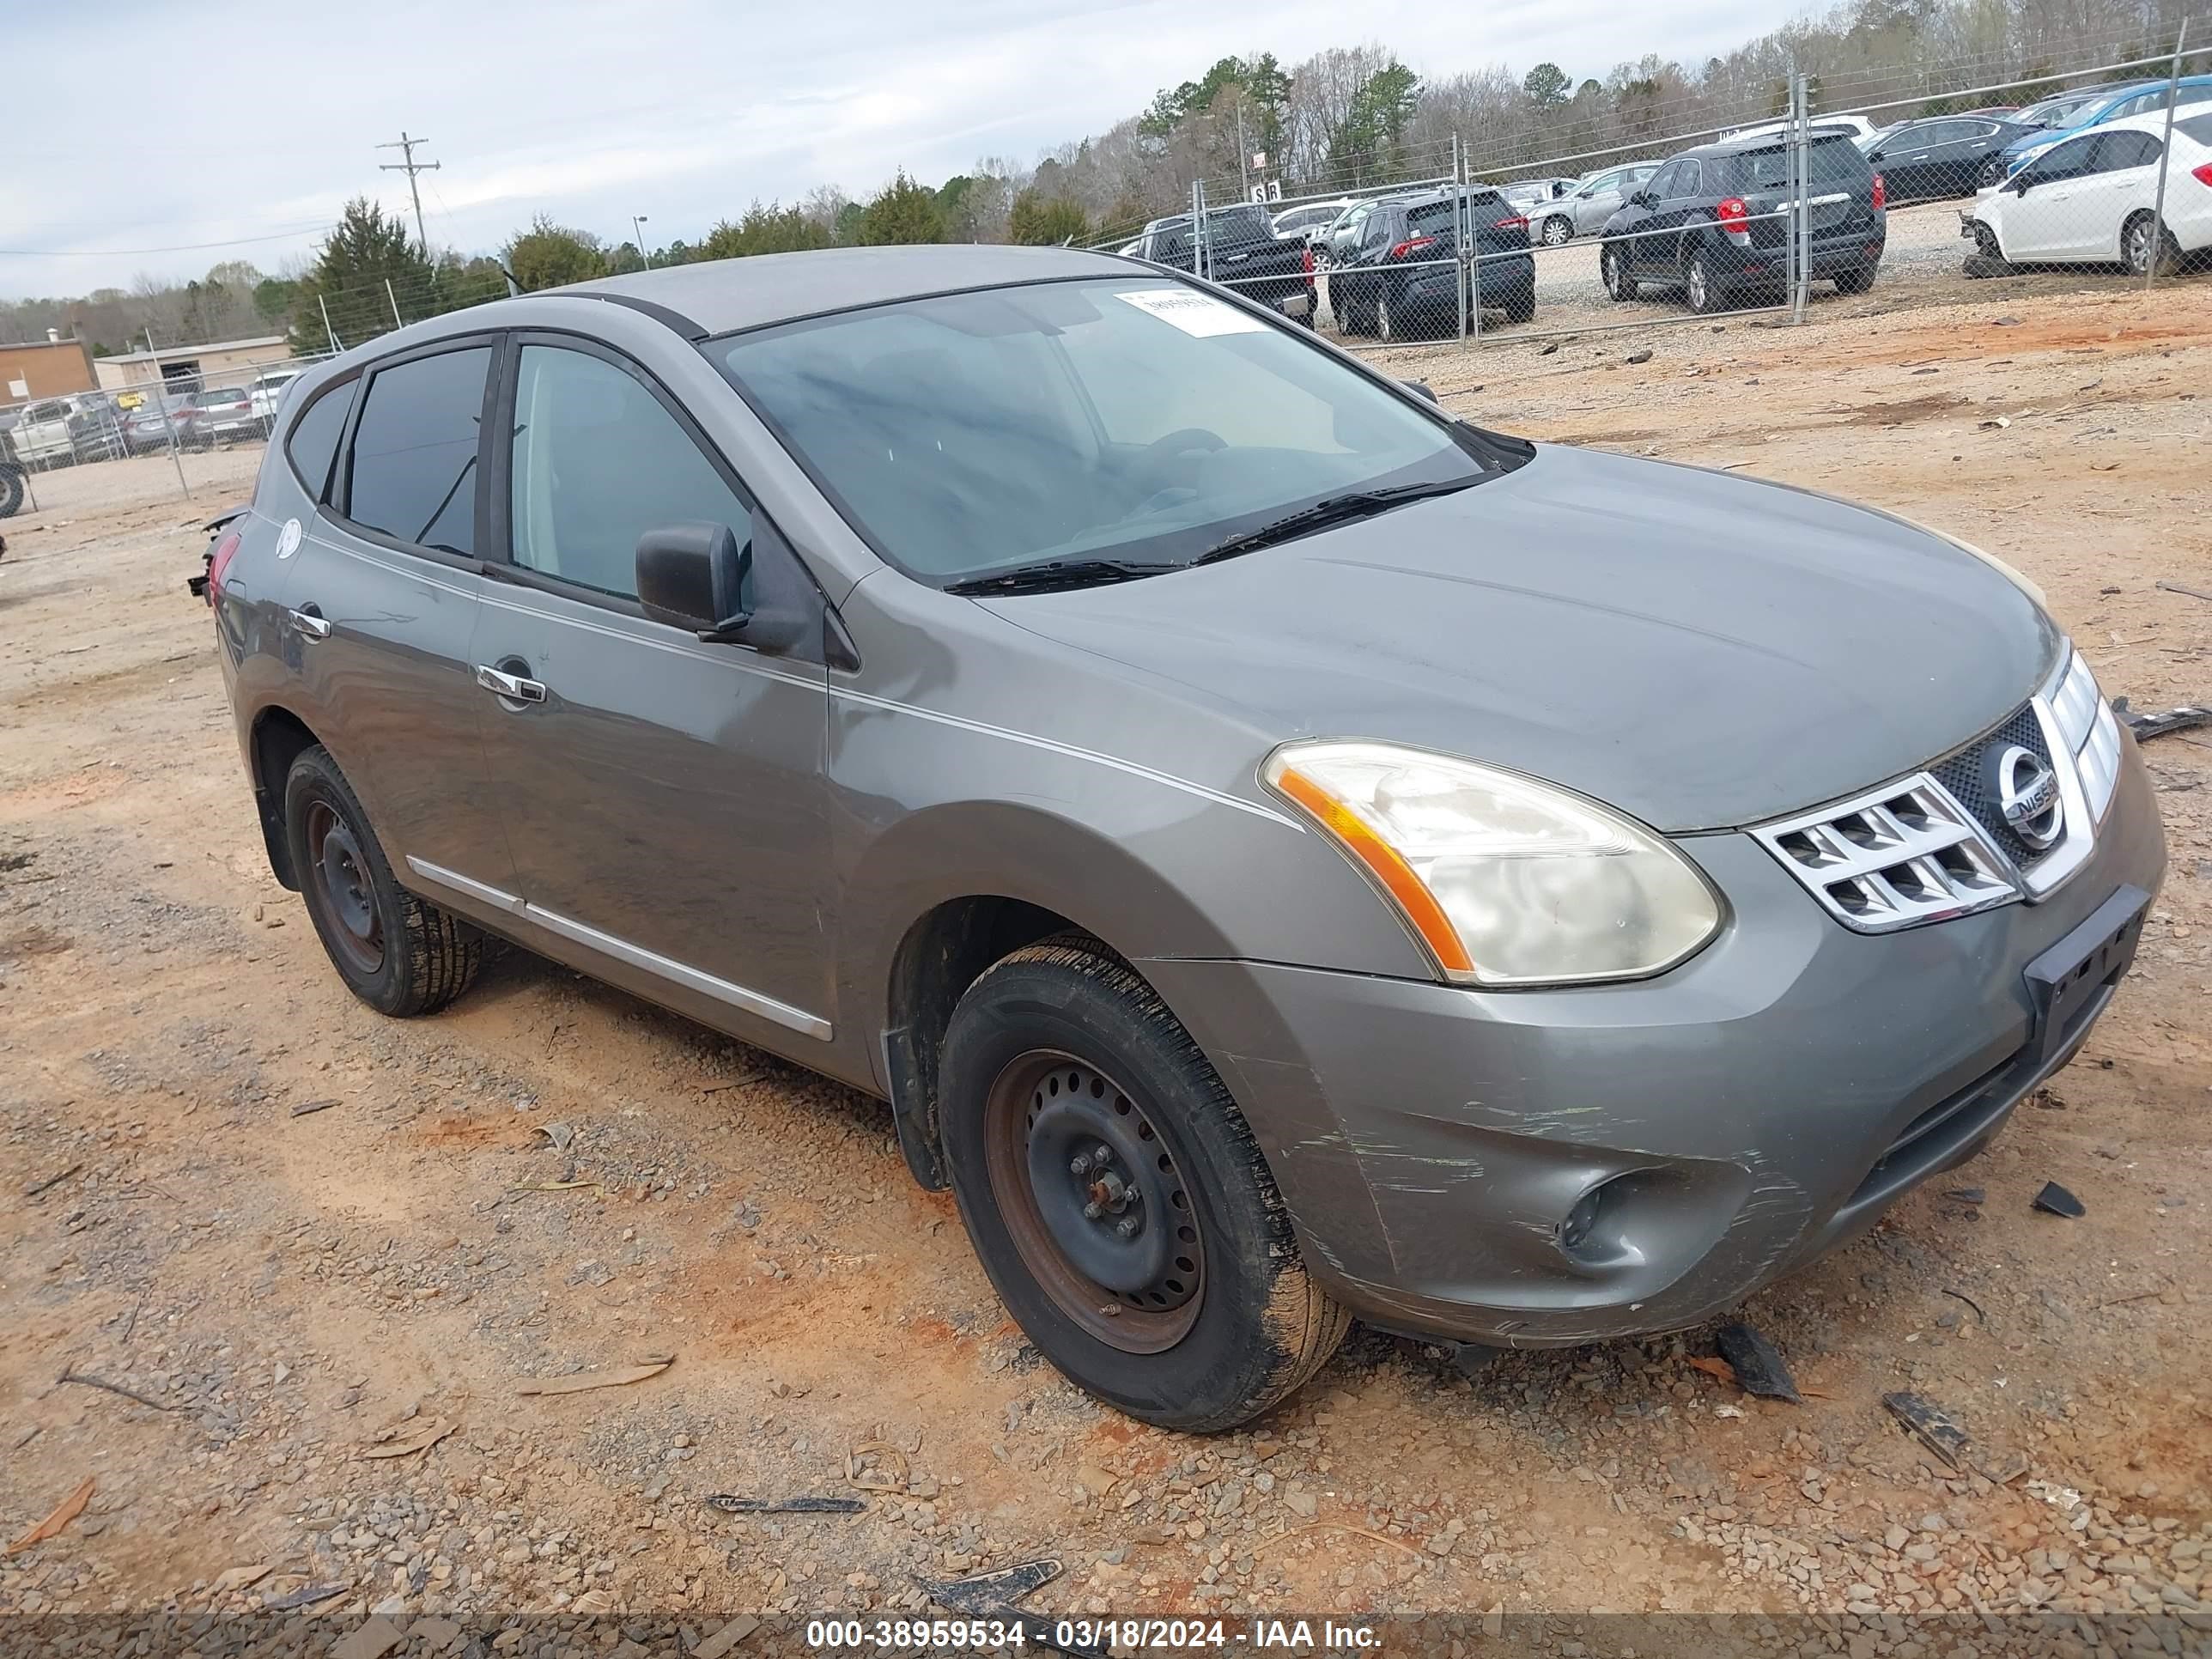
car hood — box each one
[987,444,2058,834]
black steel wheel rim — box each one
[982,1050,1205,1354]
[305,800,383,975]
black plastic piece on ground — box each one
[1714,1321,1802,1402]
[703,1493,866,1515]
[2033,1180,2086,1218]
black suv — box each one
[1135,204,1315,324]
[1328,187,1536,339]
[1600,131,1887,314]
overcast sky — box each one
[2,0,1787,300]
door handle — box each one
[289,605,331,641]
[474,664,546,703]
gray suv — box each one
[210,246,2164,1431]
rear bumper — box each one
[1144,741,2164,1348]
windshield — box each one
[719,276,1497,588]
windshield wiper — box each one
[1190,477,1480,567]
[944,557,1176,596]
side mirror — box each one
[637,520,752,642]
[1626,191,1651,208]
[1402,379,1439,404]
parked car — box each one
[192,385,264,446]
[2010,88,2106,131]
[1601,130,1887,313]
[1328,187,1537,337]
[1532,162,1661,246]
[1133,204,1315,323]
[1271,198,1355,243]
[1499,177,1578,218]
[1721,112,1887,144]
[1996,76,2212,175]
[247,367,304,428]
[1963,106,2212,276]
[124,396,198,455]
[208,246,2164,1431]
[1861,114,2042,198]
[0,419,23,518]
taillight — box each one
[207,530,241,605]
[1303,243,1315,274]
[1491,216,1528,231]
[1717,197,1749,233]
[1871,173,1887,210]
[2193,162,2212,188]
[1388,234,1439,259]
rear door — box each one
[2074,130,2164,258]
[470,333,838,1043]
[285,337,518,902]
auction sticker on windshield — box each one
[1115,289,1269,336]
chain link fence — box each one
[1092,28,2209,358]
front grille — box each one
[1928,705,2056,869]
[1751,774,2021,933]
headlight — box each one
[1262,740,1723,987]
[2046,642,2122,823]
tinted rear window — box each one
[286,380,355,500]
[2177,112,2212,144]
[344,348,489,553]
[1720,137,1871,192]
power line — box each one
[378,131,442,257]
[0,223,335,258]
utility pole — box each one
[1236,101,1251,200]
[632,215,652,269]
[378,131,441,257]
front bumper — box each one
[1145,741,2164,1347]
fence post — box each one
[2144,18,2188,292]
[142,327,191,500]
[1791,69,1811,325]
[1454,134,1469,343]
[1189,179,1206,283]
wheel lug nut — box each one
[1083,1202,1103,1220]
[1069,1154,1091,1176]
[1115,1217,1140,1239]
[1094,1145,1114,1167]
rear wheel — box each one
[2122,211,2180,278]
[1376,288,1397,343]
[1502,284,1536,325]
[1833,264,1877,295]
[283,745,483,1018]
[1685,248,1725,314]
[1601,243,1639,301]
[0,463,22,520]
[939,938,1349,1431]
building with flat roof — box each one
[92,335,292,394]
[2,332,97,403]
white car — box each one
[1963,105,2212,276]
[1721,112,1887,145]
[246,367,303,426]
[1271,198,1354,243]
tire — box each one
[1832,264,1877,295]
[938,937,1349,1432]
[1539,214,1573,247]
[1502,284,1536,325]
[1376,288,1397,343]
[1685,248,1725,314]
[1601,243,1639,301]
[0,463,22,520]
[1976,155,2005,190]
[2122,212,2180,278]
[1966,222,2012,277]
[283,744,483,1018]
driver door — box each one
[2002,134,2100,258]
[468,334,839,1044]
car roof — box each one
[559,244,1139,336]
[2100,99,2212,135]
[1681,128,1866,158]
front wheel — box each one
[1539,215,1573,247]
[939,938,1349,1431]
[283,745,484,1018]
